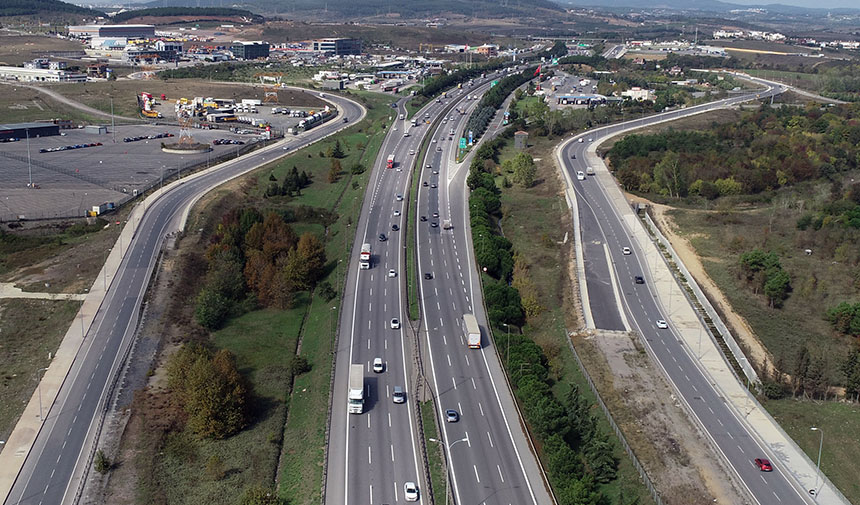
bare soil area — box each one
[575,331,751,505]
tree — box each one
[652,150,689,197]
[841,349,860,401]
[330,139,345,158]
[511,152,537,188]
[295,232,327,285]
[585,434,618,483]
[184,349,248,439]
[239,486,285,505]
[327,158,342,183]
[195,287,231,330]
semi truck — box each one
[360,243,371,269]
[348,364,364,414]
[464,313,481,349]
[387,154,395,169]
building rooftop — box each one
[70,24,155,29]
[0,122,60,129]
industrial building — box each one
[68,24,156,40]
[0,66,87,83]
[312,38,362,56]
[230,41,270,60]
[0,122,60,141]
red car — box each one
[754,458,772,472]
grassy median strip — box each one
[419,400,446,505]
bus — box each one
[386,154,395,169]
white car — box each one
[390,318,401,329]
[576,171,586,181]
[426,164,432,168]
[394,210,401,216]
[432,139,437,143]
[622,247,631,255]
[656,320,669,329]
[396,194,404,201]
[409,149,415,155]
[388,269,397,278]
[404,482,419,502]
[372,357,384,373]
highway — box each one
[325,71,552,505]
[415,85,553,505]
[559,78,819,505]
[4,91,364,505]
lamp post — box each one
[811,427,823,498]
[429,435,469,505]
[35,367,49,422]
[502,323,510,369]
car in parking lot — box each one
[754,458,772,472]
[634,275,645,284]
[404,482,419,502]
[622,247,631,255]
[388,269,396,278]
[655,319,668,329]
[390,318,400,329]
[372,358,384,373]
[445,409,459,422]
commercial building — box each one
[0,122,60,141]
[231,41,270,60]
[312,38,362,56]
[621,87,656,101]
[68,24,155,40]
[0,66,87,83]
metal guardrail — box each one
[564,332,666,505]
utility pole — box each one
[111,97,116,143]
[26,129,33,188]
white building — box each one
[0,66,87,82]
[621,87,655,101]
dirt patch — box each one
[576,331,752,505]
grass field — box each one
[0,83,101,124]
[668,203,857,384]
[492,134,655,505]
[0,33,84,67]
[0,299,80,449]
[420,401,446,505]
[766,398,860,503]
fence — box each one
[564,333,666,505]
[641,212,760,386]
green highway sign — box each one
[459,138,467,149]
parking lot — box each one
[0,124,260,221]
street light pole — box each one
[429,435,468,505]
[811,427,823,498]
[35,367,48,422]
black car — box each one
[423,181,429,187]
[424,273,433,280]
[634,276,645,284]
[392,224,399,231]
[430,222,439,228]
[420,216,427,222]
[379,233,387,242]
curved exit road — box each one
[4,90,364,505]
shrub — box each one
[94,449,111,474]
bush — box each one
[195,288,231,330]
[290,355,311,377]
[94,449,111,474]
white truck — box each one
[360,243,371,269]
[464,313,481,349]
[348,364,364,414]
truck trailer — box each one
[464,313,481,349]
[348,364,364,414]
[360,243,371,269]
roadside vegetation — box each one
[465,133,652,505]
[101,91,392,505]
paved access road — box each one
[4,91,364,505]
[560,79,821,505]
[413,86,553,505]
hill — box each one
[0,0,104,19]
[560,0,860,15]
[111,7,264,24]
[137,0,564,19]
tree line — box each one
[195,207,327,330]
[467,136,620,504]
[111,7,263,23]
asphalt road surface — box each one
[4,91,364,505]
[560,78,816,505]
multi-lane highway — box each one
[415,86,552,505]
[4,91,364,505]
[325,72,553,505]
[559,78,823,505]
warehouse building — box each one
[0,66,87,83]
[68,24,156,40]
[230,41,270,60]
[312,38,362,56]
[0,122,60,141]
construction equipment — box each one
[255,73,284,104]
